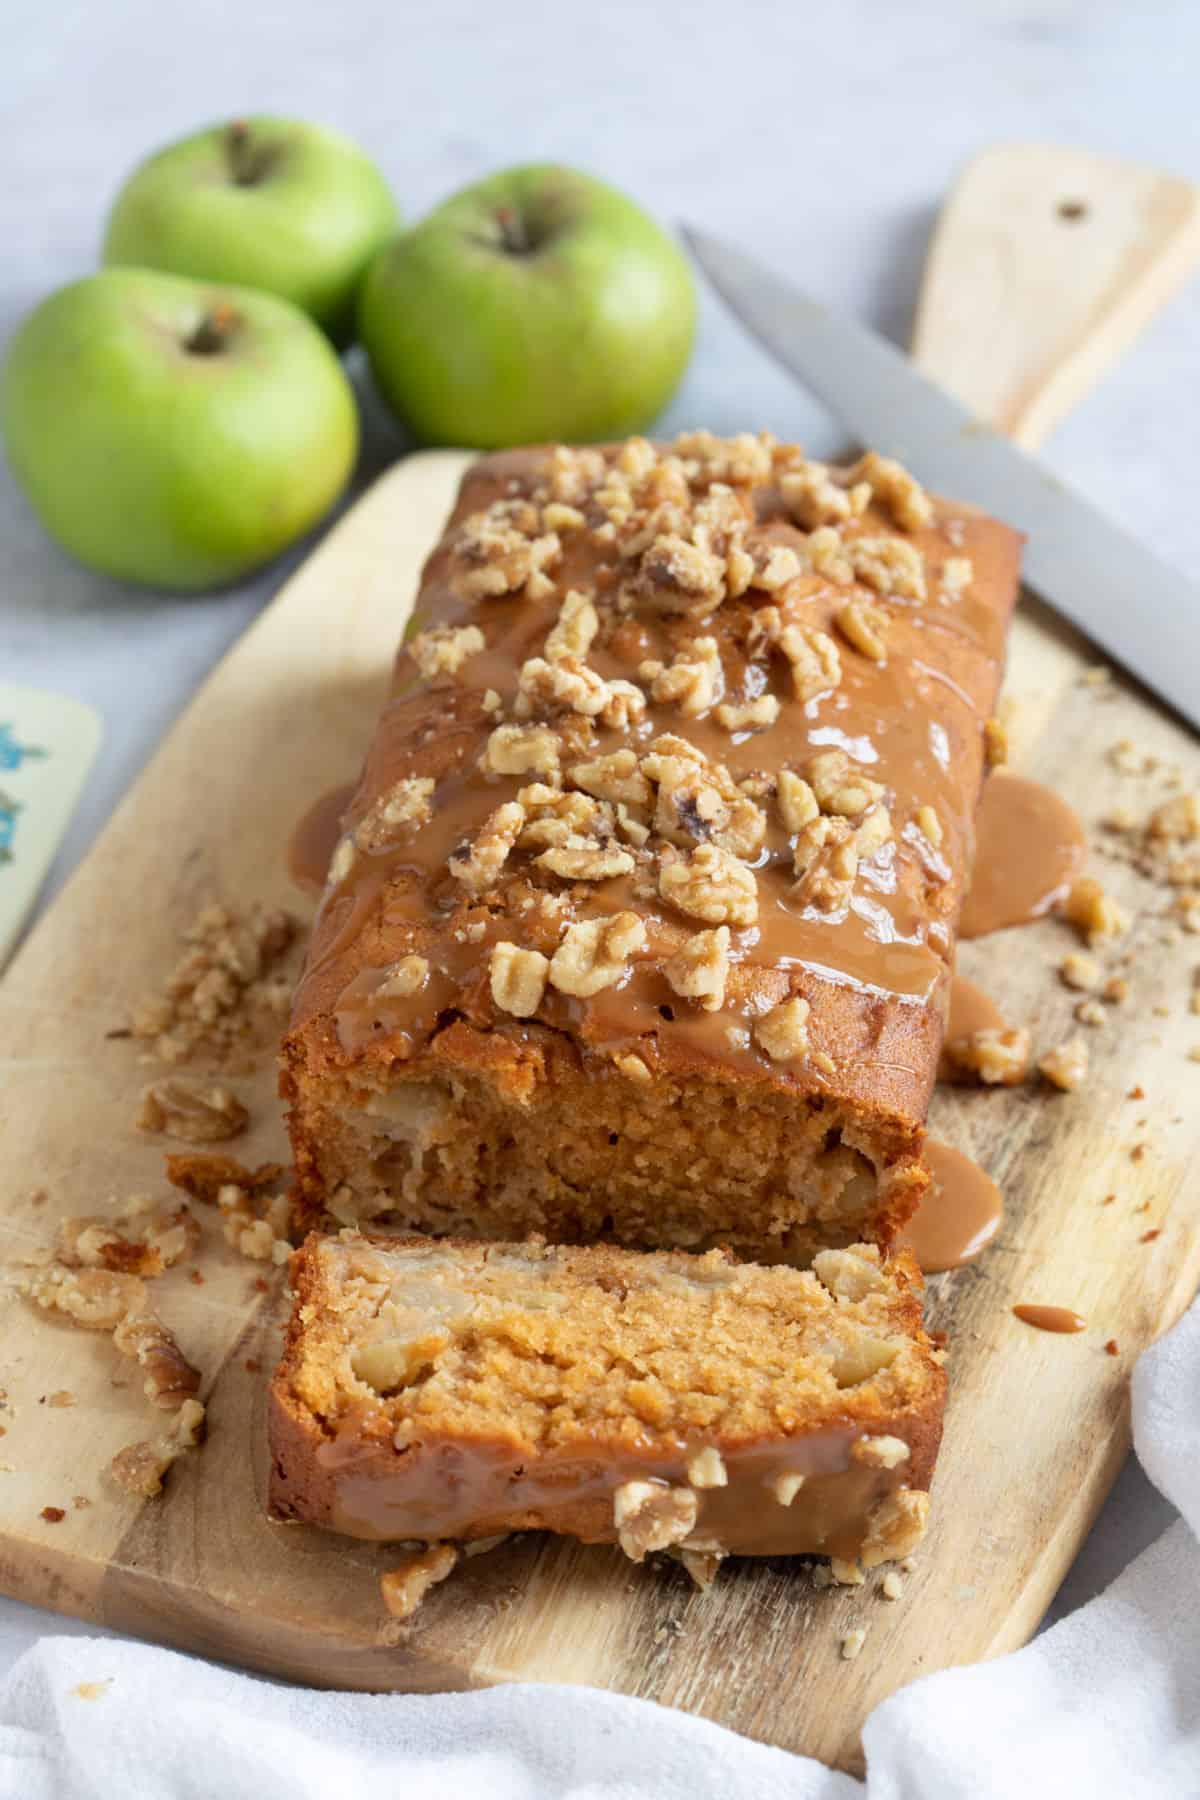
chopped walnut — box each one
[831,1558,865,1587]
[544,590,599,662]
[409,624,485,680]
[517,785,605,850]
[686,1447,728,1489]
[517,656,645,731]
[164,1153,283,1206]
[835,597,889,661]
[549,913,646,998]
[808,748,885,818]
[490,942,550,1017]
[860,1487,929,1567]
[632,532,728,619]
[643,740,765,859]
[941,1027,1031,1086]
[1063,877,1129,946]
[480,722,561,780]
[380,1544,460,1620]
[841,1629,867,1661]
[715,694,780,733]
[778,770,820,834]
[848,451,933,532]
[751,542,804,593]
[754,996,811,1062]
[674,429,774,486]
[1059,952,1100,991]
[770,1471,806,1506]
[136,1080,248,1145]
[535,839,635,881]
[941,556,973,594]
[659,843,758,926]
[779,461,867,529]
[672,1547,725,1590]
[127,902,297,1068]
[649,637,724,717]
[881,1570,905,1601]
[352,777,436,852]
[21,1265,145,1331]
[112,1313,202,1410]
[664,926,731,1013]
[853,1435,910,1470]
[216,1182,291,1264]
[541,501,586,533]
[568,749,651,809]
[110,1398,205,1499]
[449,801,525,895]
[454,502,561,601]
[777,623,842,702]
[855,804,894,862]
[612,1479,699,1562]
[376,956,429,1000]
[55,1206,199,1278]
[850,535,927,601]
[613,1052,653,1083]
[792,815,859,907]
[1039,1037,1090,1092]
[1075,998,1107,1027]
[1148,792,1200,843]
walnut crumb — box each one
[380,1544,460,1621]
[853,1435,910,1470]
[841,1631,867,1661]
[941,1027,1031,1086]
[880,1571,904,1601]
[136,1080,248,1144]
[754,996,811,1062]
[1039,1038,1089,1092]
[770,1471,806,1506]
[1075,998,1107,1027]
[686,1447,727,1489]
[613,1480,698,1561]
[830,1557,865,1586]
[659,843,758,927]
[1063,877,1128,946]
[664,926,730,1013]
[835,597,888,662]
[409,623,485,680]
[1059,953,1100,991]
[112,1312,201,1410]
[490,943,550,1017]
[110,1398,205,1498]
[549,913,646,998]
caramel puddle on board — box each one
[959,772,1086,939]
[899,1139,1004,1274]
[1012,1304,1087,1334]
[287,783,357,899]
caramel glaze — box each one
[1012,1304,1087,1334]
[270,1413,920,1560]
[959,772,1085,939]
[287,783,358,899]
[899,1139,1003,1273]
[288,447,1023,1150]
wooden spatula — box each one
[912,142,1200,448]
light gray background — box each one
[0,0,1194,1677]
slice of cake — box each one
[282,432,1021,1261]
[268,1233,944,1578]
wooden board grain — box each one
[1,447,1198,1773]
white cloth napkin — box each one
[0,1303,1196,1800]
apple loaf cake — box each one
[269,1233,943,1573]
[283,433,1021,1259]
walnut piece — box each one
[1039,1037,1090,1092]
[380,1544,460,1620]
[808,748,885,818]
[490,942,550,1017]
[549,913,646,998]
[835,597,888,662]
[136,1080,248,1144]
[110,1398,205,1499]
[534,839,635,882]
[376,956,429,1000]
[612,1480,699,1562]
[22,1265,145,1331]
[852,1435,910,1470]
[544,590,599,662]
[754,996,811,1062]
[454,502,561,601]
[714,694,780,733]
[848,451,933,532]
[448,801,525,895]
[216,1182,291,1264]
[353,777,436,852]
[777,770,820,834]
[659,843,758,926]
[649,638,724,717]
[112,1313,202,1410]
[128,902,297,1069]
[941,1027,1031,1086]
[777,623,842,702]
[408,623,485,680]
[664,926,731,1013]
[164,1153,284,1206]
[480,723,561,780]
[1062,877,1129,946]
[686,1447,727,1488]
[55,1206,199,1278]
[568,749,650,809]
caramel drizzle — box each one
[290,445,1016,1070]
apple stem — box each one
[227,119,265,187]
[495,205,532,255]
[186,303,238,355]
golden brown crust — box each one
[268,1232,945,1564]
[282,436,1021,1254]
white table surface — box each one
[0,0,1194,1680]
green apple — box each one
[103,117,398,343]
[358,163,696,446]
[2,268,358,590]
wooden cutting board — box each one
[2,145,1199,1774]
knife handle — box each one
[911,143,1200,451]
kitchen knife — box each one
[683,225,1200,730]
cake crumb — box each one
[880,1570,904,1601]
[70,1680,112,1702]
[1059,953,1100,992]
[841,1628,867,1660]
[380,1544,459,1621]
[40,1506,65,1523]
[1104,1340,1120,1356]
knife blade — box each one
[683,224,1199,730]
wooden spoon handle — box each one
[911,143,1200,451]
